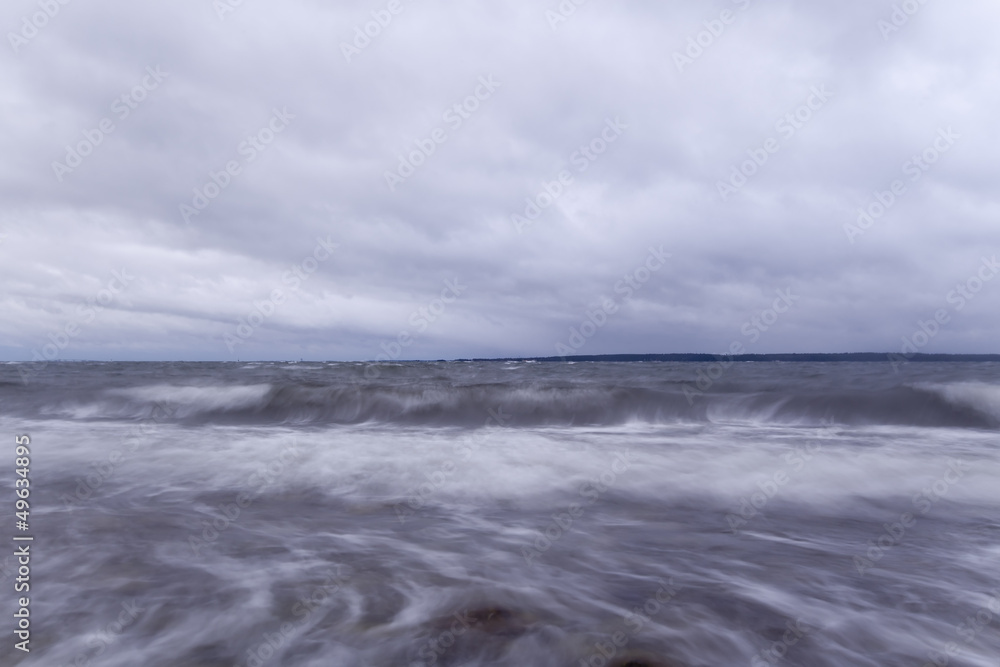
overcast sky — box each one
[1,0,998,361]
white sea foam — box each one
[915,381,1000,422]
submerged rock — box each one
[428,605,537,638]
[609,651,680,667]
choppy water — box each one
[2,361,999,667]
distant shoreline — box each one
[6,353,1000,363]
[466,353,1000,363]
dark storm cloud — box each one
[1,0,997,361]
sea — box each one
[2,360,999,667]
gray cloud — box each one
[1,0,998,361]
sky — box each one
[1,0,998,362]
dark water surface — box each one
[2,361,999,666]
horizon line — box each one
[6,352,1000,363]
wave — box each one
[913,381,1000,422]
[27,380,1000,429]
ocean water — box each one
[2,360,999,667]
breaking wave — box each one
[21,379,1000,428]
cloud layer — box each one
[1,0,998,361]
